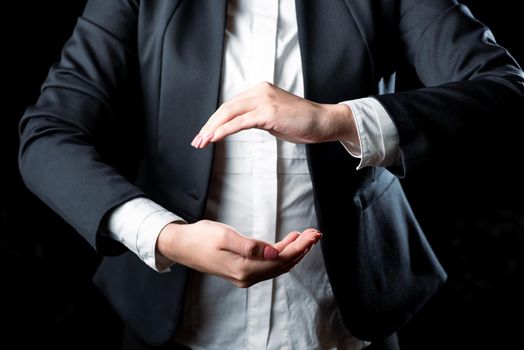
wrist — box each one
[322,103,359,143]
[156,222,186,264]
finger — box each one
[279,233,318,271]
[205,99,254,132]
[228,241,313,288]
[221,231,279,260]
[278,228,321,261]
[202,110,264,146]
[274,231,301,252]
[264,245,312,280]
[192,98,255,147]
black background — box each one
[1,1,523,349]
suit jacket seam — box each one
[413,3,458,70]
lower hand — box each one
[156,220,321,288]
[191,82,358,147]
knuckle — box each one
[267,104,278,115]
[220,104,232,115]
[260,93,275,105]
[238,117,252,130]
[263,114,276,130]
[216,227,230,246]
[234,266,250,282]
[264,102,275,112]
[199,219,211,225]
[258,81,273,90]
[242,239,259,258]
[234,281,251,289]
[217,124,230,136]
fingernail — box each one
[263,246,278,260]
[195,134,202,148]
[195,134,205,148]
[191,135,199,147]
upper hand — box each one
[191,82,359,148]
[156,219,321,288]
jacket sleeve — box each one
[375,0,524,175]
[18,0,145,255]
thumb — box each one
[223,231,279,260]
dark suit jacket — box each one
[19,0,524,346]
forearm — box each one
[375,76,524,170]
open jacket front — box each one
[19,0,524,346]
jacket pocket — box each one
[329,168,447,340]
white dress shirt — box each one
[108,0,399,348]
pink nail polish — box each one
[195,134,204,148]
[191,135,199,147]
[197,137,205,148]
[263,246,278,260]
[194,135,201,148]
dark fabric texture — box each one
[19,0,524,346]
[122,327,191,350]
[368,333,400,350]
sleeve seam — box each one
[413,4,459,68]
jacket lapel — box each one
[295,0,376,103]
[156,0,228,220]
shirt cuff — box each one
[339,97,399,170]
[107,197,186,273]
